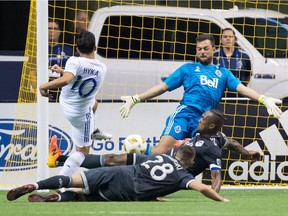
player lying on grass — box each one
[48,109,261,192]
[7,145,229,203]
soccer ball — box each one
[123,134,147,154]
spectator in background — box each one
[73,10,90,56]
[48,19,73,102]
[29,19,73,102]
[48,19,73,69]
[213,28,251,86]
[75,10,90,33]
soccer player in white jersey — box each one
[119,34,283,156]
[39,31,107,176]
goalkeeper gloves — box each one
[258,95,282,118]
[119,94,141,118]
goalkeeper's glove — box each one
[258,95,282,118]
[119,94,141,118]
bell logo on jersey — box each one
[200,75,218,88]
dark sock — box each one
[59,191,79,202]
[57,155,68,167]
[81,154,103,168]
[57,155,103,168]
[37,175,71,190]
[126,153,135,165]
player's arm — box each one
[39,72,74,97]
[236,84,282,118]
[223,138,261,161]
[188,180,229,202]
[210,170,222,193]
[51,64,64,75]
[120,83,169,118]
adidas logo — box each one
[228,110,288,181]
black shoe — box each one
[7,184,36,201]
[28,193,60,202]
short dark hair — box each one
[48,19,61,29]
[177,144,196,160]
[76,31,96,53]
[210,109,227,132]
[222,28,236,35]
[196,34,215,47]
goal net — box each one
[0,0,287,189]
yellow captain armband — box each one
[258,95,266,104]
[131,94,141,103]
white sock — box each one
[59,151,85,176]
[93,110,97,132]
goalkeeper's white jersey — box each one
[60,56,106,112]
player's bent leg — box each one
[7,184,36,201]
[28,193,60,202]
[152,135,177,154]
[47,135,62,168]
[104,154,128,166]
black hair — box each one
[176,144,195,160]
[210,109,227,132]
[48,18,61,29]
[222,28,236,35]
[76,31,96,54]
[196,34,215,47]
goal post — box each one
[36,0,49,182]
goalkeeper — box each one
[119,34,282,155]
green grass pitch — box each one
[0,189,287,216]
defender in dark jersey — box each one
[6,145,229,203]
[48,109,261,193]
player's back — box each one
[133,154,194,201]
[185,132,226,176]
[60,56,107,110]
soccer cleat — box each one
[91,128,113,140]
[47,135,62,168]
[28,193,59,202]
[7,184,36,201]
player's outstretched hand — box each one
[248,150,261,161]
[258,95,282,118]
[119,94,141,118]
